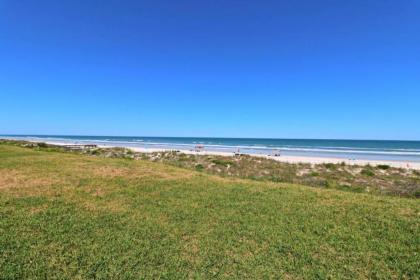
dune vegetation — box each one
[0,143,419,279]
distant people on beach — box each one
[195,144,204,152]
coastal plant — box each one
[195,164,204,171]
[377,164,391,170]
[324,163,337,170]
[361,169,375,177]
[211,159,235,167]
[37,142,48,148]
[337,184,365,193]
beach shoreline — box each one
[130,146,420,170]
[33,139,420,170]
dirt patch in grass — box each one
[90,165,139,178]
[80,198,127,213]
[68,159,196,182]
[29,204,49,215]
[0,169,63,191]
[182,235,201,267]
[0,169,21,188]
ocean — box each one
[2,135,420,162]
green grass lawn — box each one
[0,144,419,279]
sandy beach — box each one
[128,146,420,170]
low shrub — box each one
[377,164,390,170]
[37,142,48,148]
[212,159,235,167]
[195,164,204,171]
[90,149,101,155]
[337,184,365,193]
[324,163,336,170]
[269,176,283,182]
[324,180,336,188]
[361,169,375,177]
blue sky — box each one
[0,0,419,140]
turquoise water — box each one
[2,135,420,162]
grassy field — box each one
[0,144,419,279]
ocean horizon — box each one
[2,135,420,162]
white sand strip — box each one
[128,147,420,170]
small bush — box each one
[324,180,336,188]
[212,159,235,167]
[195,164,204,171]
[337,184,365,193]
[269,176,283,182]
[90,149,101,155]
[377,164,390,170]
[37,142,48,148]
[324,163,336,170]
[310,172,319,177]
[361,169,375,177]
[337,184,352,191]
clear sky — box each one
[1,0,419,140]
